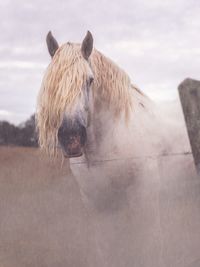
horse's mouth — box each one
[64,152,83,158]
[64,148,83,158]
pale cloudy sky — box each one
[0,0,200,124]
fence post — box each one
[178,78,200,173]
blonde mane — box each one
[37,42,133,154]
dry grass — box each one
[0,146,71,197]
[1,146,200,267]
[0,146,96,267]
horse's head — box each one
[37,31,95,158]
[37,31,133,158]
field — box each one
[1,146,200,267]
[0,146,97,267]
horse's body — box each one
[36,32,199,267]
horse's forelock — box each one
[37,43,89,155]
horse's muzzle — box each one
[58,119,87,158]
[63,134,84,158]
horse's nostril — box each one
[58,120,87,158]
[69,136,75,144]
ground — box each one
[0,146,97,267]
[1,146,200,267]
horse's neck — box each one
[88,87,167,160]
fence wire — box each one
[70,151,193,165]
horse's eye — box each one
[89,77,94,85]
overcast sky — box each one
[0,0,200,124]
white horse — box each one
[37,31,198,267]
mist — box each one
[66,91,199,266]
[1,0,200,265]
[1,85,200,266]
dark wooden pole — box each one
[178,78,200,173]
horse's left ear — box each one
[81,31,93,60]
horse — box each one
[36,31,198,267]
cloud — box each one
[0,61,46,70]
[0,0,200,123]
[0,110,12,116]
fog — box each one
[67,91,200,266]
[1,87,200,266]
[1,1,200,265]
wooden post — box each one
[178,78,200,173]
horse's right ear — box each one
[46,31,59,58]
[81,31,93,60]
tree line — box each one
[0,115,38,147]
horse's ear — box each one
[46,31,59,58]
[81,31,93,60]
